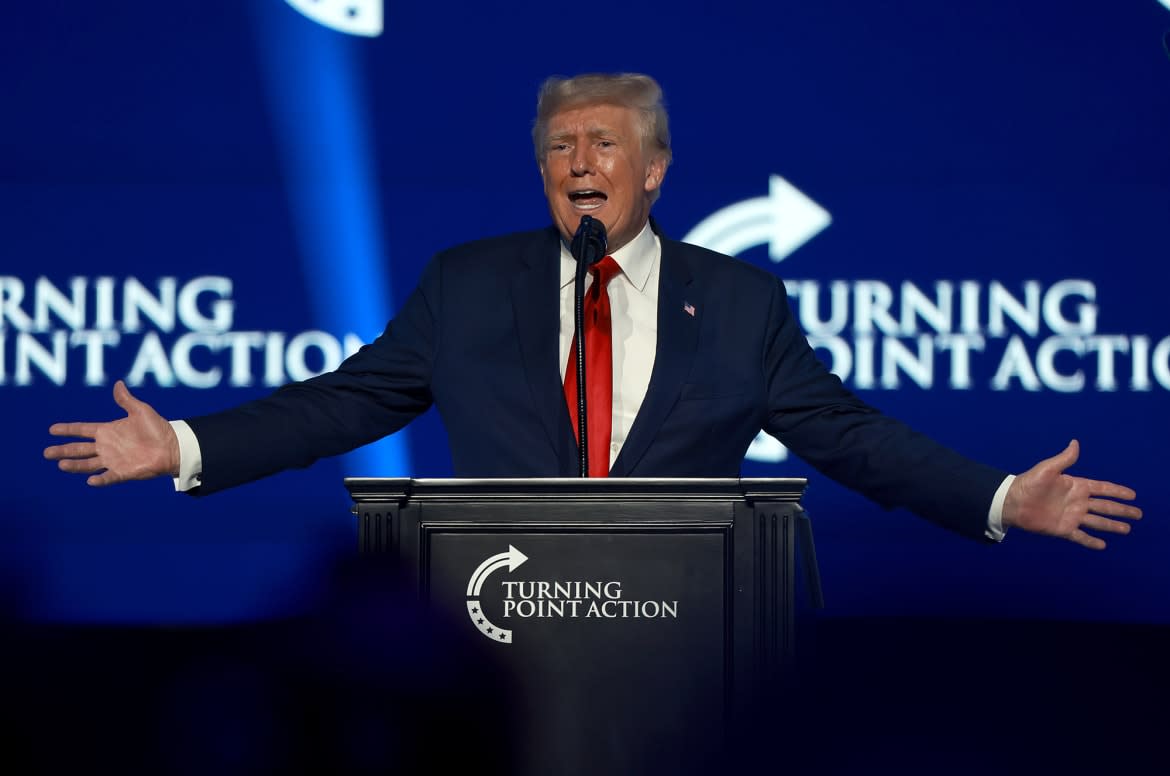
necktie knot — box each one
[590,255,621,287]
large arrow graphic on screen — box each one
[682,175,831,264]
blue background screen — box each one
[3,0,1168,625]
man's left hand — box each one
[1002,440,1142,550]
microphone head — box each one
[585,216,608,258]
[570,216,608,264]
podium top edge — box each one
[343,477,808,503]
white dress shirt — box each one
[559,221,660,470]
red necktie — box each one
[564,256,621,478]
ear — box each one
[643,154,667,194]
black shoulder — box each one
[662,236,785,288]
[432,227,560,272]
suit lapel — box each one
[610,238,700,476]
[511,229,576,471]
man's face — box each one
[539,102,667,254]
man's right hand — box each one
[44,380,180,486]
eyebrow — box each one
[546,125,623,143]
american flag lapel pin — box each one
[683,301,696,317]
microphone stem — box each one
[569,215,606,478]
[574,256,588,477]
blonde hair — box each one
[532,73,673,171]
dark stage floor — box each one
[3,580,1166,774]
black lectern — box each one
[346,477,819,775]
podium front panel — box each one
[346,478,809,775]
[423,516,729,774]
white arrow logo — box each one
[466,545,528,644]
[684,175,832,463]
[682,175,831,263]
[284,0,383,37]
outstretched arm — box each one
[44,380,179,486]
[1002,440,1141,550]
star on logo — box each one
[466,546,526,645]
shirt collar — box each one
[559,220,659,293]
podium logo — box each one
[465,546,679,645]
[284,0,383,37]
[466,545,529,644]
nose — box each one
[570,146,594,176]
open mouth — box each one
[568,190,607,209]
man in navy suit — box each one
[45,73,1140,548]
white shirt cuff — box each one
[985,474,1015,541]
[169,419,203,492]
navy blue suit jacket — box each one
[188,225,1007,540]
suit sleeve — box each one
[183,256,442,495]
[759,276,1007,541]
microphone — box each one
[570,215,607,267]
[569,216,608,477]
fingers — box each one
[112,379,132,409]
[112,379,138,413]
[1081,514,1134,535]
[1068,528,1107,551]
[1084,480,1138,502]
[51,456,123,485]
[86,471,121,487]
[1065,505,1141,550]
[48,422,102,440]
[57,457,106,474]
[50,381,145,438]
[1044,439,1080,473]
[43,441,98,460]
[1086,497,1143,521]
